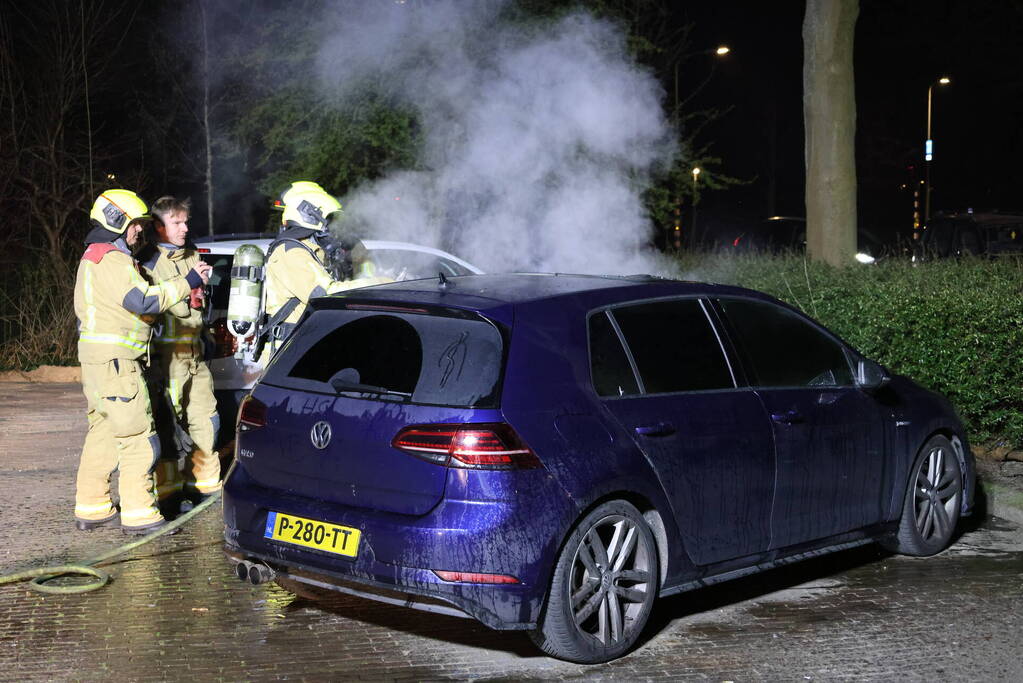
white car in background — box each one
[194,234,483,430]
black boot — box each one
[75,512,119,531]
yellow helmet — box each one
[280,182,342,230]
[89,189,150,235]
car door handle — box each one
[771,410,804,425]
[635,422,676,437]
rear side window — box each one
[263,309,503,408]
[718,298,853,388]
[610,299,734,394]
[588,312,639,397]
[199,254,233,311]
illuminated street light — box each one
[673,45,732,118]
[691,167,702,238]
[669,49,728,250]
[924,76,951,223]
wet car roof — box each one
[322,272,766,310]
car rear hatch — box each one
[239,300,506,516]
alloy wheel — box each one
[913,443,962,543]
[569,514,654,647]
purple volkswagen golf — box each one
[222,273,975,663]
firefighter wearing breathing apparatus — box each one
[139,196,221,508]
[259,182,390,358]
[73,190,211,535]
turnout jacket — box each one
[140,243,206,357]
[264,237,390,325]
[74,242,191,364]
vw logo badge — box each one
[310,421,332,450]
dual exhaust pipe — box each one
[235,559,276,585]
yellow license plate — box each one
[263,511,360,558]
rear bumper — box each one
[222,462,574,630]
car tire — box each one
[882,435,963,556]
[529,500,658,664]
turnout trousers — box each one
[154,351,221,495]
[75,359,163,528]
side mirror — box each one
[856,358,890,392]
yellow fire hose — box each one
[0,491,221,595]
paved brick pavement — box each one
[1,383,1022,681]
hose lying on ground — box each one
[0,491,222,595]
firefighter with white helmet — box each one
[260,182,390,357]
[73,189,211,534]
[139,196,221,510]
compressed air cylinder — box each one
[227,244,265,338]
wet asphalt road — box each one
[1,383,1022,681]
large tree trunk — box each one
[803,0,858,266]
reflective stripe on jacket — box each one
[140,244,205,355]
[74,245,191,363]
[264,238,390,325]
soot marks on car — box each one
[222,273,975,664]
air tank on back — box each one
[227,244,265,356]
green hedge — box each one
[4,249,1021,447]
[677,252,1023,448]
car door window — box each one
[588,311,640,397]
[199,254,233,311]
[610,299,734,394]
[718,298,853,387]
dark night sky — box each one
[8,1,1020,248]
[679,1,1023,243]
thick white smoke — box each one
[316,1,680,275]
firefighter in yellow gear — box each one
[74,190,212,534]
[139,196,222,508]
[261,182,390,357]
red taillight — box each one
[433,570,520,584]
[210,318,238,358]
[197,247,211,253]
[237,395,267,431]
[392,423,541,470]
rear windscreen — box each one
[261,308,504,408]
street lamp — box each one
[669,48,728,250]
[691,167,701,238]
[924,76,951,223]
[673,45,731,118]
